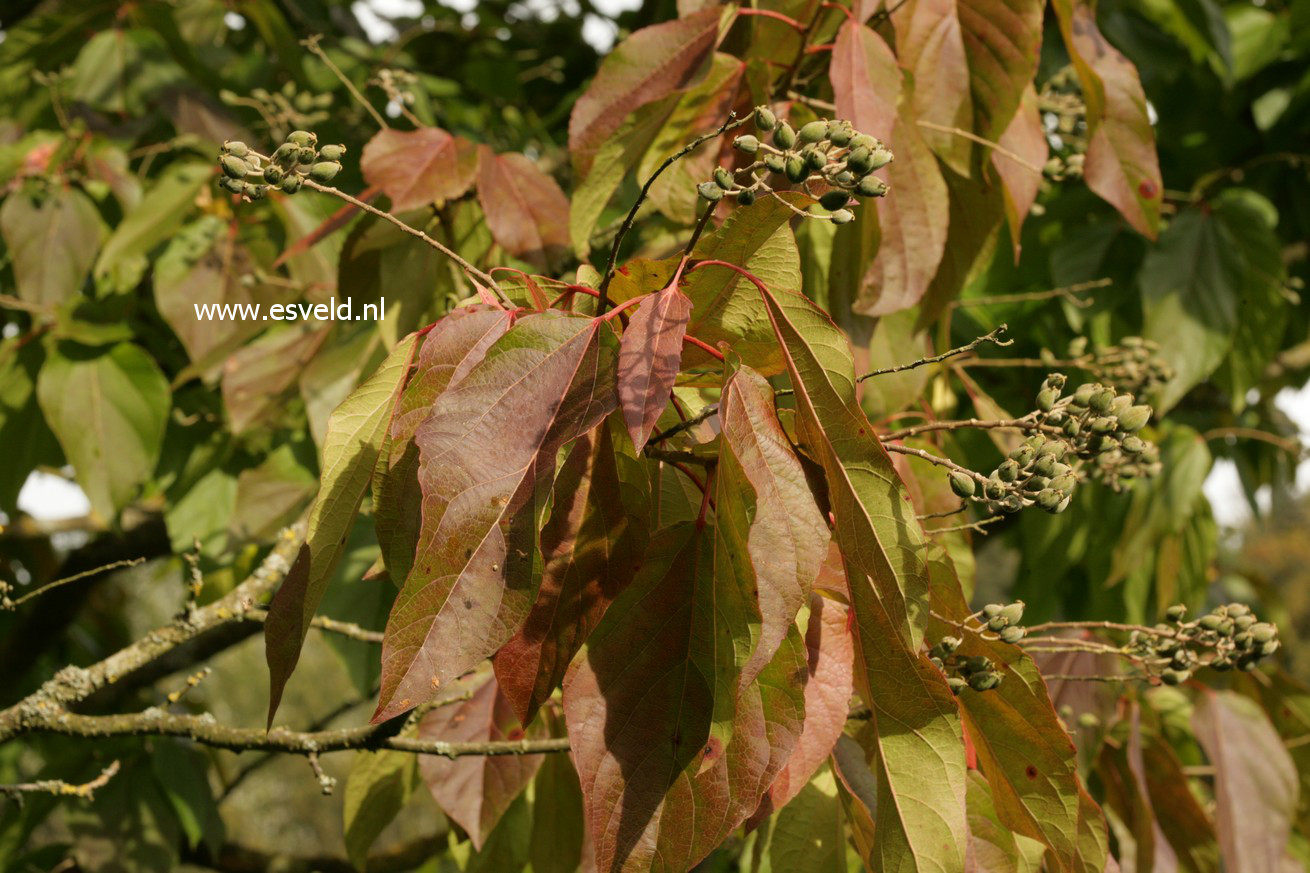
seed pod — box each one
[803,146,827,171]
[845,146,872,175]
[319,144,346,161]
[220,155,249,179]
[218,176,245,194]
[930,656,944,669]
[965,654,992,672]
[1071,383,1096,407]
[829,208,854,224]
[733,134,760,154]
[984,478,1006,500]
[774,121,796,150]
[1121,435,1146,454]
[249,183,270,200]
[272,143,300,167]
[1032,455,1057,478]
[1233,614,1256,631]
[831,170,855,188]
[713,167,735,190]
[819,190,849,211]
[280,174,303,194]
[736,188,757,206]
[987,615,1007,632]
[1227,603,1250,617]
[1118,405,1152,432]
[223,140,249,157]
[309,161,341,182]
[1024,476,1050,494]
[939,636,961,654]
[754,106,777,131]
[1062,418,1082,437]
[799,120,830,143]
[1009,444,1036,466]
[1210,656,1233,672]
[697,181,724,202]
[849,134,878,151]
[969,671,1002,691]
[948,471,976,498]
[1198,614,1224,632]
[1260,639,1280,657]
[1000,602,1024,625]
[1091,416,1117,434]
[1161,668,1190,685]
[288,129,317,146]
[1165,604,1187,622]
[263,164,285,184]
[1050,473,1077,493]
[1109,395,1133,417]
[828,122,853,147]
[997,459,1020,482]
[297,147,317,166]
[1036,388,1058,411]
[1251,623,1277,643]
[867,148,893,170]
[1171,649,1191,669]
[1000,626,1025,644]
[1038,440,1067,459]
[785,154,807,183]
[999,494,1023,513]
[947,676,967,694]
[1036,488,1063,511]
[855,175,889,197]
[764,153,787,174]
[1090,388,1115,413]
[1077,712,1101,729]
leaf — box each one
[36,342,170,520]
[419,672,544,850]
[617,288,692,451]
[992,86,1049,255]
[894,0,975,175]
[752,764,849,873]
[374,312,618,723]
[1138,718,1220,871]
[230,443,318,544]
[263,333,419,725]
[568,8,721,176]
[476,147,571,270]
[492,414,650,725]
[562,522,807,873]
[149,741,225,854]
[0,338,61,512]
[754,284,968,872]
[1192,690,1299,873]
[222,325,329,434]
[528,740,587,873]
[94,161,210,279]
[1052,0,1163,237]
[360,127,478,213]
[343,747,419,871]
[0,185,103,307]
[717,363,830,687]
[957,0,1044,139]
[832,22,951,316]
[965,771,1047,873]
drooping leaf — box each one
[263,333,419,724]
[893,0,975,175]
[957,0,1044,139]
[568,8,721,176]
[360,127,479,213]
[230,443,318,544]
[374,312,618,723]
[751,763,849,873]
[965,771,1048,873]
[562,522,807,873]
[1052,0,1163,237]
[418,671,545,850]
[992,85,1049,255]
[617,288,692,451]
[1192,690,1299,873]
[493,414,650,726]
[149,741,225,854]
[0,338,61,512]
[36,342,171,520]
[94,161,210,281]
[1138,717,1220,871]
[754,283,968,872]
[476,147,571,270]
[0,185,103,307]
[343,745,419,871]
[528,733,587,873]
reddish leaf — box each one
[1138,716,1221,871]
[1052,0,1163,238]
[476,147,571,269]
[992,85,1049,257]
[493,415,650,726]
[1193,690,1299,873]
[617,288,692,452]
[894,0,975,175]
[360,127,478,213]
[562,522,806,873]
[222,326,330,434]
[832,22,950,316]
[957,0,1044,139]
[418,671,544,850]
[373,312,618,723]
[568,8,720,176]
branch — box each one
[0,760,120,801]
[882,443,989,485]
[2,558,145,610]
[878,414,1043,442]
[301,35,389,130]
[950,278,1110,310]
[858,324,1012,380]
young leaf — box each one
[360,127,479,212]
[418,672,545,851]
[1052,0,1163,237]
[617,287,692,452]
[343,746,419,871]
[493,414,650,726]
[374,312,618,723]
[263,333,419,725]
[36,342,170,520]
[0,186,103,307]
[475,147,571,270]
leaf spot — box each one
[1025,765,1038,780]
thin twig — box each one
[302,35,389,130]
[0,761,120,800]
[246,608,384,643]
[950,279,1110,310]
[858,324,1012,380]
[915,121,1045,175]
[2,558,146,610]
[883,443,988,484]
[926,516,1004,536]
[879,415,1042,442]
[1202,427,1303,457]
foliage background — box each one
[0,0,1308,869]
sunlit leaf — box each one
[617,288,692,451]
[893,0,974,175]
[476,147,571,270]
[957,0,1044,139]
[360,127,479,212]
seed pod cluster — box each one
[216,132,346,201]
[980,601,1027,644]
[1038,373,1160,491]
[1068,336,1175,397]
[927,636,1005,694]
[709,106,893,219]
[1129,602,1281,682]
[974,427,1078,516]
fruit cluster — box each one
[1132,603,1281,682]
[1069,336,1176,397]
[697,106,892,222]
[928,637,1004,694]
[216,131,345,201]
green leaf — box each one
[164,466,237,557]
[751,763,848,873]
[528,740,586,873]
[0,338,61,512]
[0,185,103,306]
[230,443,318,544]
[36,342,170,520]
[493,414,650,726]
[94,161,211,280]
[965,771,1047,873]
[69,28,184,115]
[150,740,225,854]
[343,746,419,871]
[222,325,329,434]
[263,332,419,725]
[374,312,617,723]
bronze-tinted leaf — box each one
[992,85,1049,256]
[373,312,617,723]
[493,414,650,726]
[360,127,479,213]
[617,288,692,452]
[957,0,1044,139]
[418,671,544,850]
[476,147,571,270]
[894,0,975,175]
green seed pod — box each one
[1210,656,1233,672]
[1165,604,1187,623]
[1251,623,1277,643]
[1009,444,1036,466]
[1033,455,1057,478]
[855,175,889,197]
[297,147,317,166]
[987,615,1008,632]
[1037,388,1059,411]
[736,188,757,206]
[867,147,894,170]
[1037,440,1067,459]
[969,671,1002,691]
[1025,434,1048,451]
[754,106,777,131]
[764,153,787,174]
[798,120,830,143]
[785,154,807,183]
[1036,488,1063,511]
[930,656,944,669]
[223,140,249,157]
[733,134,760,155]
[1118,405,1152,432]
[713,167,735,190]
[833,170,857,187]
[220,155,249,179]
[1161,668,1190,685]
[272,143,299,167]
[997,459,1020,482]
[1233,614,1256,631]
[218,176,245,194]
[1077,712,1101,729]
[263,164,285,184]
[819,190,849,211]
[845,145,873,175]
[1227,603,1250,617]
[985,478,1006,500]
[965,655,992,672]
[1260,639,1280,657]
[697,181,724,202]
[248,183,270,200]
[1171,649,1191,669]
[939,636,961,654]
[1091,416,1117,434]
[948,471,976,498]
[999,494,1023,513]
[1050,473,1077,493]
[774,121,796,150]
[829,122,853,147]
[1000,625,1025,644]
[1121,435,1146,454]
[280,174,303,194]
[1071,383,1096,407]
[309,161,341,183]
[1063,418,1082,437]
[1000,602,1024,625]
[1090,388,1115,413]
[1024,476,1050,494]
[288,129,317,146]
[803,145,827,171]
[1109,395,1133,417]
[1218,618,1235,636]
[319,144,346,161]
[947,676,967,694]
[829,208,854,225]
[849,134,878,151]
[1198,614,1224,632]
